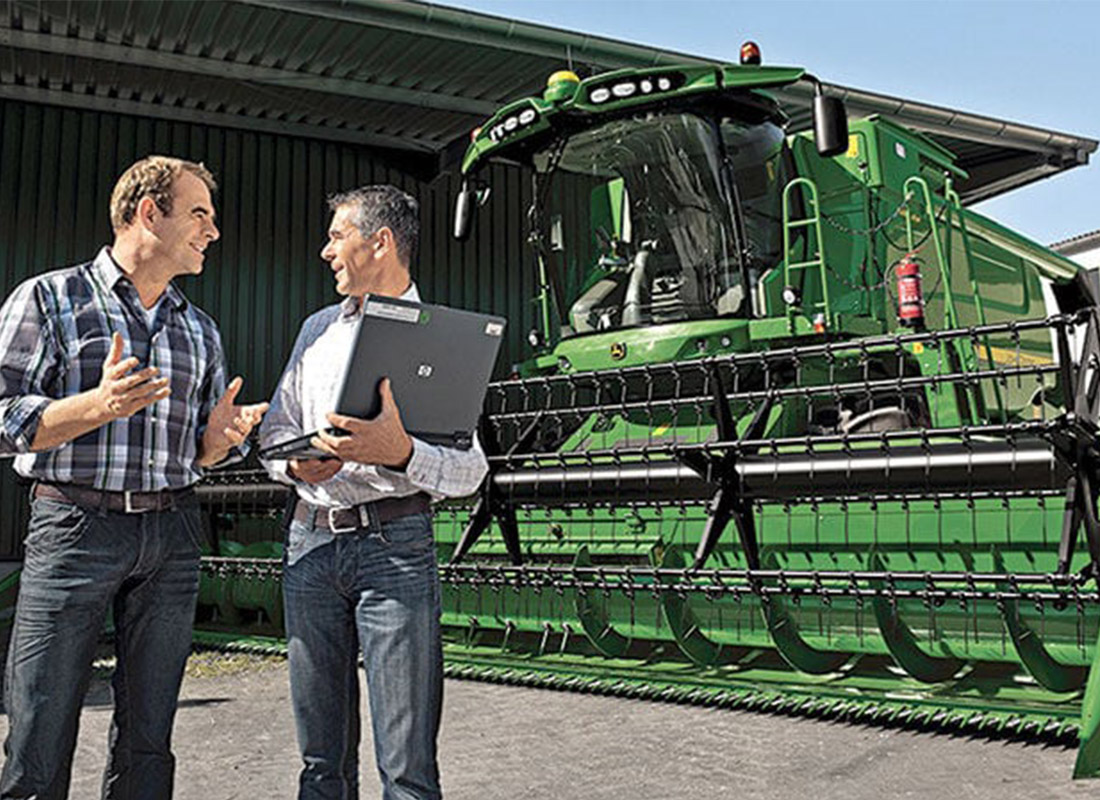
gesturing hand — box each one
[96,331,170,421]
[311,378,413,469]
[198,376,269,467]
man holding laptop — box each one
[259,185,489,800]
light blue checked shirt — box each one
[259,284,488,562]
[0,247,229,490]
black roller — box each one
[492,439,1068,505]
[195,481,290,511]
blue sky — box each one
[441,0,1099,247]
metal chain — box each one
[827,258,889,292]
[820,195,949,293]
[820,191,913,236]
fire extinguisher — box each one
[895,253,925,330]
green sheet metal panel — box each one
[0,98,536,558]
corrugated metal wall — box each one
[0,99,537,557]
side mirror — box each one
[453,182,477,241]
[812,91,848,158]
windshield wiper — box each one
[711,117,752,312]
[527,138,569,341]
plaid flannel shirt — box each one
[0,247,229,491]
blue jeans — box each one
[283,508,442,800]
[0,495,201,800]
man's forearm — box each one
[31,390,111,452]
[196,436,230,468]
[196,377,268,469]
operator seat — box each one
[622,248,710,326]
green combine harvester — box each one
[424,59,1100,779]
[14,47,1100,778]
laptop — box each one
[260,295,506,460]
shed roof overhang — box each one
[1,0,1094,201]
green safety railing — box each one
[782,177,831,329]
[905,175,1005,423]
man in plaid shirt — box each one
[0,156,267,800]
[260,185,487,800]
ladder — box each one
[782,177,831,328]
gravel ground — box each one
[0,652,1098,799]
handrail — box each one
[945,176,1006,420]
[905,175,984,422]
[782,177,831,329]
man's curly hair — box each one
[109,156,217,232]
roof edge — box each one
[1051,230,1100,254]
[239,0,715,70]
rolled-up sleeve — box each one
[0,280,60,455]
[377,434,488,499]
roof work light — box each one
[740,41,761,65]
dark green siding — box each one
[0,99,537,557]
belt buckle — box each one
[123,490,149,514]
[327,507,359,534]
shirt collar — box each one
[340,282,421,319]
[91,246,188,311]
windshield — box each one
[533,112,787,336]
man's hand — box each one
[288,458,343,484]
[95,332,170,422]
[312,378,413,469]
[198,376,269,467]
[31,332,172,452]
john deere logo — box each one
[610,342,627,360]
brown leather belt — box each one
[34,482,194,514]
[293,492,431,534]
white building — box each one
[1052,231,1100,269]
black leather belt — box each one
[293,493,431,533]
[34,482,194,514]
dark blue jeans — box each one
[0,494,202,800]
[283,509,442,800]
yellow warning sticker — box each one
[984,346,1053,367]
[846,134,859,159]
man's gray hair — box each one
[327,184,419,266]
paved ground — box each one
[0,652,1097,799]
